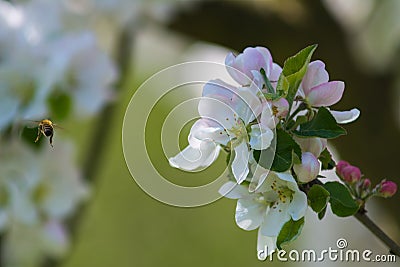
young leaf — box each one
[281,44,318,108]
[308,184,330,213]
[319,148,336,170]
[293,107,347,139]
[277,217,305,249]
[323,181,359,217]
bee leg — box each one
[35,127,41,143]
[49,134,54,147]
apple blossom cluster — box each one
[169,45,397,260]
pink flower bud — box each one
[362,178,371,190]
[294,152,320,183]
[341,165,362,183]
[336,160,350,174]
[379,180,397,198]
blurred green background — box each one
[60,1,400,266]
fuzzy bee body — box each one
[34,119,56,147]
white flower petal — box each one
[169,141,219,171]
[235,198,264,231]
[231,141,250,184]
[249,125,274,150]
[257,229,277,261]
[218,182,251,199]
[330,108,360,124]
[234,87,263,124]
[189,119,229,147]
[288,191,308,221]
[260,202,291,237]
[198,95,236,131]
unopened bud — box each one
[378,180,397,198]
[336,160,350,174]
[341,165,362,183]
[362,178,371,190]
[294,152,320,183]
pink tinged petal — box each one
[235,198,264,230]
[293,152,320,183]
[218,181,251,199]
[168,141,219,171]
[270,63,282,83]
[307,81,345,107]
[255,46,273,75]
[257,230,277,261]
[330,108,360,124]
[225,47,273,85]
[260,103,277,129]
[250,70,265,92]
[225,52,252,85]
[249,125,274,150]
[301,60,329,95]
[288,191,308,221]
[232,141,250,184]
[260,202,291,237]
[272,98,289,118]
[202,79,236,100]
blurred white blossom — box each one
[0,140,88,265]
[0,0,117,130]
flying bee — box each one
[26,119,61,147]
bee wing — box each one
[22,120,41,128]
[52,124,64,130]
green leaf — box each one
[277,217,305,249]
[275,73,289,97]
[308,184,330,213]
[318,206,327,220]
[280,44,318,108]
[272,129,302,172]
[254,129,301,172]
[47,90,72,121]
[293,107,347,139]
[319,148,336,170]
[323,181,359,217]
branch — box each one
[354,207,400,257]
